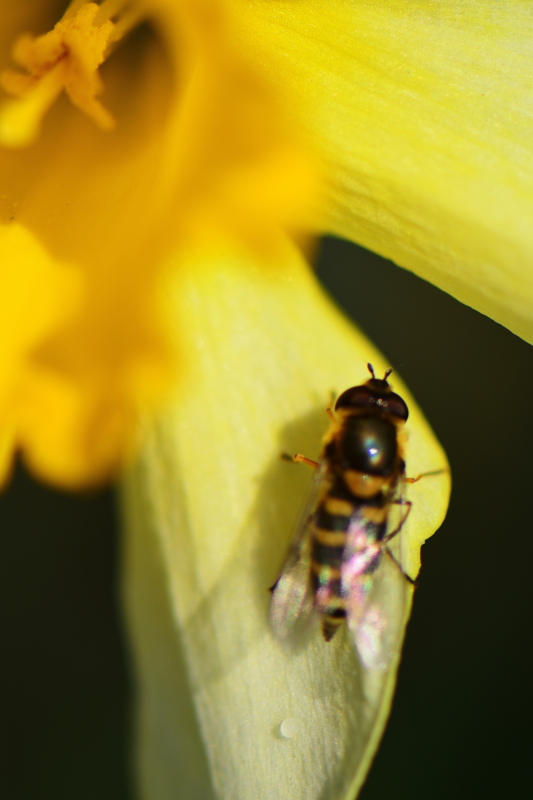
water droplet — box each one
[280,718,301,738]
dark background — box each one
[1,236,532,799]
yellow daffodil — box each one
[1,0,531,798]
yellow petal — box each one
[122,238,450,800]
[238,1,533,344]
[0,0,318,486]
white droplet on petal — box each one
[280,718,301,738]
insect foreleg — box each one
[293,453,319,468]
[326,390,338,423]
[280,452,319,468]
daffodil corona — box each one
[0,0,316,486]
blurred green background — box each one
[1,237,532,799]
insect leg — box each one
[293,453,319,468]
[383,546,417,586]
[325,389,338,423]
[405,468,448,484]
[280,452,319,468]
[384,500,412,544]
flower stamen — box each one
[0,1,142,147]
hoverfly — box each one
[270,364,438,671]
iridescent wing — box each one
[341,481,411,671]
[348,549,409,671]
[270,461,328,639]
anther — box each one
[0,1,143,147]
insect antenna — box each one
[367,362,375,378]
[384,362,405,380]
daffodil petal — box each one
[122,239,450,800]
[239,0,533,344]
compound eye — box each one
[335,386,374,411]
[385,392,409,421]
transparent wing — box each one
[341,476,411,672]
[347,549,410,672]
[270,461,327,639]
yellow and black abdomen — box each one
[311,479,389,641]
[311,493,353,640]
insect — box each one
[270,363,439,670]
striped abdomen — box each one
[311,487,387,641]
